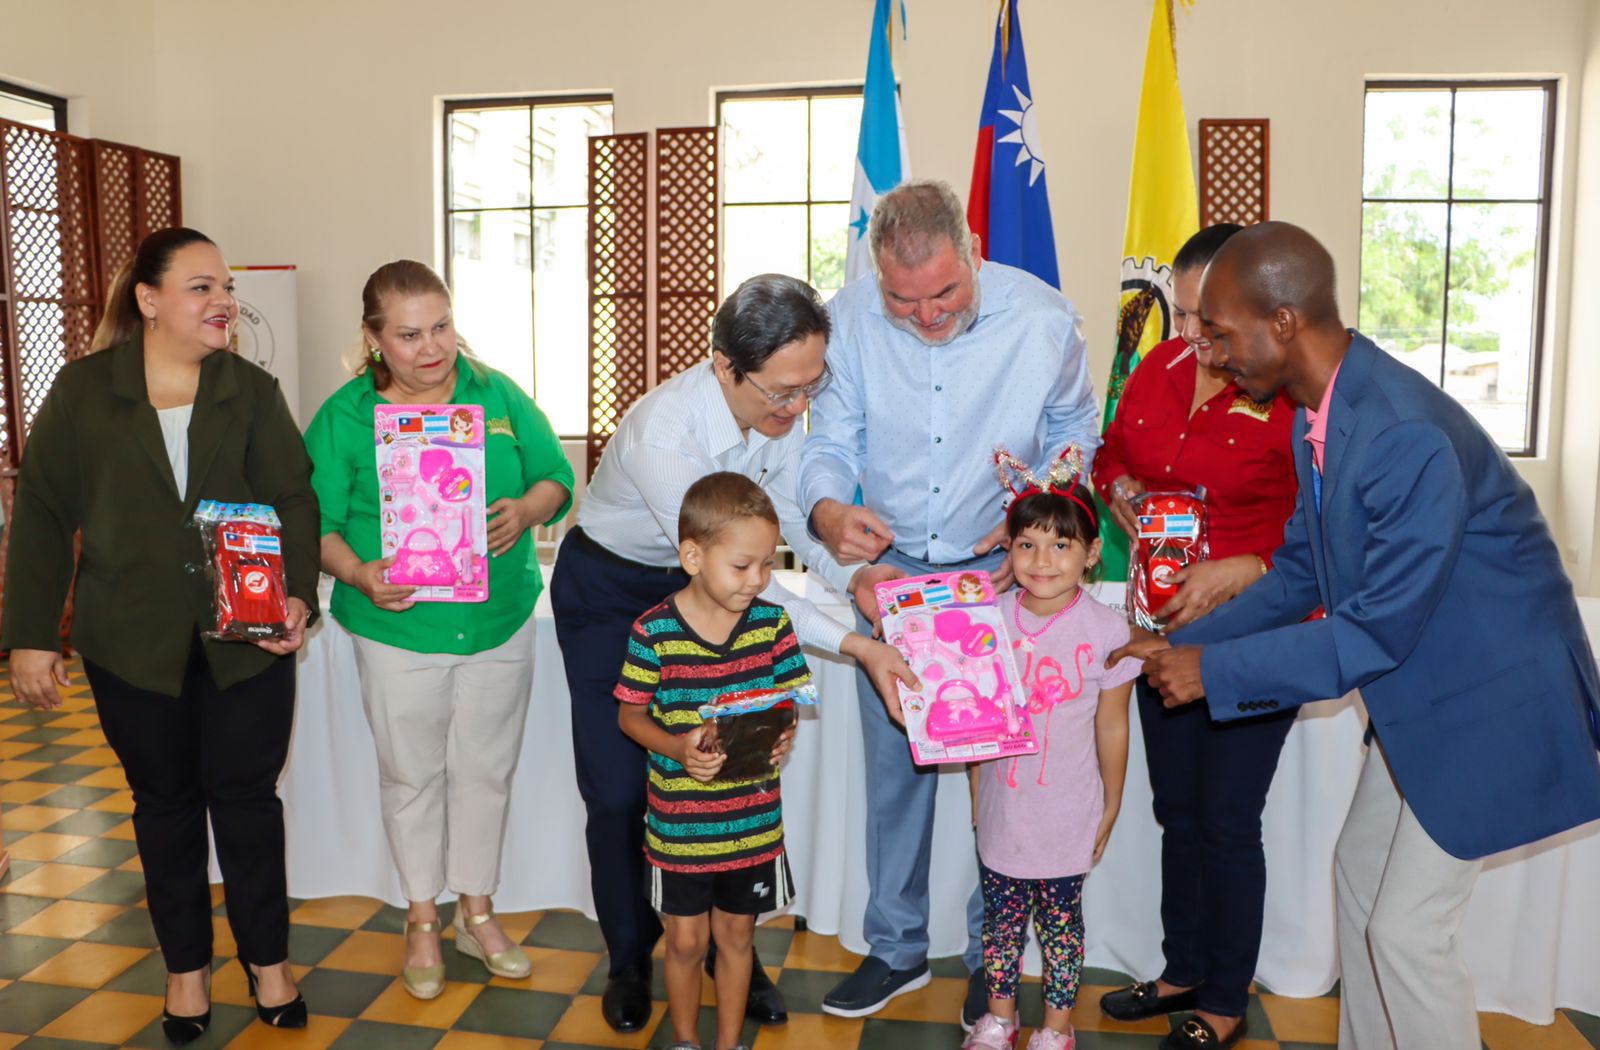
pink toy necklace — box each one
[1012,586,1083,652]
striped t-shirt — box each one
[615,595,812,873]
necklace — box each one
[1012,588,1083,652]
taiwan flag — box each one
[967,0,1058,288]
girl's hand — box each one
[678,726,726,783]
[1161,555,1262,629]
[255,597,311,655]
[1093,807,1120,862]
[10,648,69,711]
[769,723,798,766]
[1108,476,1146,539]
[352,556,417,612]
[487,494,537,557]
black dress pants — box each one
[84,641,296,973]
[550,528,685,976]
[1137,676,1295,1017]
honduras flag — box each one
[843,0,909,285]
[966,0,1059,288]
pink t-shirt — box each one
[975,589,1143,880]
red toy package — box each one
[1128,490,1209,632]
[193,501,289,641]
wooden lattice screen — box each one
[586,133,649,476]
[89,140,183,295]
[654,127,718,385]
[1199,119,1270,227]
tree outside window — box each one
[1358,82,1555,454]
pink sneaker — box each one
[961,1013,1019,1049]
[1024,1028,1075,1050]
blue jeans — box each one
[853,546,1000,974]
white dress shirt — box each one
[576,361,856,653]
[800,261,1101,563]
[157,403,194,501]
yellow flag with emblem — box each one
[1099,0,1199,579]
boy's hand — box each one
[678,726,726,783]
[769,724,798,766]
[1093,807,1120,863]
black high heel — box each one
[162,971,211,1046]
[160,1008,210,1046]
[244,962,308,1029]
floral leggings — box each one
[979,862,1087,1009]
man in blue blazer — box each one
[1119,222,1600,1049]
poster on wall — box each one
[229,266,301,421]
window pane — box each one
[811,95,864,202]
[1362,90,1451,199]
[532,207,591,436]
[1360,201,1448,381]
[723,205,808,292]
[452,210,533,393]
[0,91,57,130]
[810,203,850,298]
[1444,202,1540,449]
[722,99,809,203]
[1451,89,1546,201]
[450,108,530,210]
[533,103,613,208]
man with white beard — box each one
[799,179,1101,1027]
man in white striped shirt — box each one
[550,274,917,1034]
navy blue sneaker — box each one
[821,957,931,1018]
[961,968,987,1031]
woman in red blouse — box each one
[1091,225,1298,1050]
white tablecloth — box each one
[276,572,1600,1023]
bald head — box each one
[1205,221,1341,328]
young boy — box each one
[614,471,809,1050]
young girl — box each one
[963,451,1141,1050]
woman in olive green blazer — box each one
[2,228,318,1044]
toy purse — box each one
[1127,489,1209,631]
[375,404,489,602]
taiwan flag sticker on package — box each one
[1127,489,1210,632]
[696,684,818,782]
[375,404,489,603]
[192,500,289,641]
[874,572,1038,766]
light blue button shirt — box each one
[799,261,1101,563]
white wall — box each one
[3,0,1596,580]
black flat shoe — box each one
[601,962,652,1033]
[1159,1016,1247,1049]
[705,942,787,1026]
[244,963,308,1029]
[1100,980,1199,1021]
[161,1008,210,1046]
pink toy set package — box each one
[875,572,1038,765]
[375,404,489,603]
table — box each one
[275,572,1600,1023]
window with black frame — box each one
[1358,80,1556,454]
[0,81,66,132]
[443,96,613,438]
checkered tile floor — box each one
[3,660,1598,1049]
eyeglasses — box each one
[743,364,833,407]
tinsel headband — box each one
[993,444,1099,531]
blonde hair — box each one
[354,259,478,386]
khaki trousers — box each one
[352,615,535,902]
[1334,738,1483,1049]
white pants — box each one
[1333,738,1483,1050]
[351,615,535,903]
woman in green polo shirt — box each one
[304,260,573,1000]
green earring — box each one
[370,347,382,362]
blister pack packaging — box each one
[192,500,288,641]
[695,684,818,782]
